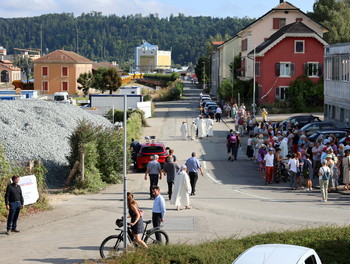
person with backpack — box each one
[226,129,238,161]
[319,160,331,202]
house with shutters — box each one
[250,22,328,103]
[34,50,93,95]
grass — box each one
[91,226,350,264]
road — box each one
[1,81,349,264]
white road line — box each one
[234,188,271,200]
[206,172,222,185]
[203,161,207,169]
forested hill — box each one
[0,12,254,65]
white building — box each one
[324,43,350,127]
[134,41,171,72]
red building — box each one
[250,22,327,104]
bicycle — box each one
[100,218,169,259]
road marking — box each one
[206,172,222,185]
[234,188,271,200]
[203,161,207,169]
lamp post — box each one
[232,50,234,103]
[252,46,256,117]
[202,62,205,90]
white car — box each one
[232,244,322,264]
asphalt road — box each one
[1,81,349,264]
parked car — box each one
[308,129,350,142]
[200,99,212,107]
[200,94,211,100]
[300,121,336,136]
[202,101,216,108]
[279,115,321,129]
[232,244,322,264]
[204,104,218,117]
[136,137,169,171]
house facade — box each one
[253,22,327,104]
[34,50,93,95]
[237,1,328,80]
[134,41,171,72]
[324,43,350,127]
[0,60,21,83]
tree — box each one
[92,67,122,94]
[13,56,33,83]
[77,72,93,96]
[218,78,233,101]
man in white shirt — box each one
[318,160,331,202]
[288,154,299,190]
[215,107,222,122]
[264,148,275,184]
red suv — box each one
[136,141,169,170]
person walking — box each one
[185,152,204,196]
[163,156,180,200]
[319,160,331,202]
[151,186,166,241]
[261,108,268,122]
[170,165,192,210]
[197,116,207,139]
[144,155,162,199]
[206,116,214,137]
[190,121,197,140]
[215,106,222,122]
[126,192,148,248]
[180,121,188,140]
[342,150,350,190]
[5,175,24,235]
[303,154,313,191]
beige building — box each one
[135,41,171,72]
[0,60,21,83]
[34,50,93,95]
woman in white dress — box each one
[180,121,188,140]
[170,165,192,210]
[197,116,207,139]
[343,150,350,190]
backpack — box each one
[229,134,237,144]
[322,167,330,181]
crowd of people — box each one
[239,119,350,202]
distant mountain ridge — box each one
[0,12,253,65]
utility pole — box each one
[203,62,205,90]
[252,46,256,117]
[232,50,234,103]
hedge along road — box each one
[1,81,349,264]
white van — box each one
[53,92,71,104]
[232,244,322,264]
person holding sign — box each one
[5,175,24,235]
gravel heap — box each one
[0,99,113,187]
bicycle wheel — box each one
[100,235,123,259]
[144,230,169,246]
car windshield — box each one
[141,146,164,153]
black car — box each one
[279,115,321,129]
[308,129,350,142]
[300,121,336,136]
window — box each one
[275,86,288,100]
[241,39,248,51]
[325,58,332,80]
[305,62,322,77]
[276,62,294,77]
[42,66,48,76]
[295,40,304,53]
[273,18,286,29]
[62,67,68,77]
[341,57,350,81]
[42,81,48,91]
[62,81,68,91]
[304,255,317,264]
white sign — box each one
[18,175,39,205]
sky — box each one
[0,0,316,19]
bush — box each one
[156,80,184,101]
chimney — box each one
[280,0,284,3]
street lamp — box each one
[202,62,205,90]
[232,50,234,103]
[252,46,256,117]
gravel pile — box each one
[0,99,113,187]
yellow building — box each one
[34,50,93,95]
[135,41,171,72]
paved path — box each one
[1,81,349,264]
